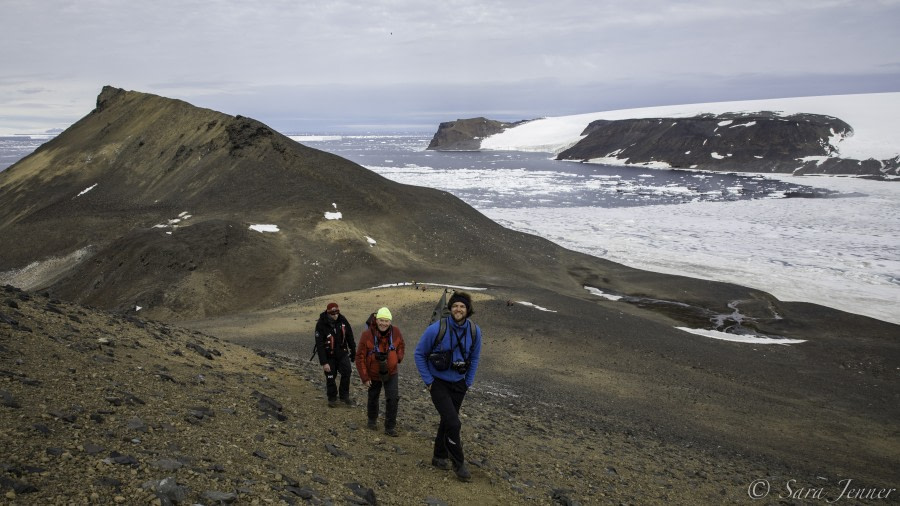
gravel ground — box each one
[3,285,898,505]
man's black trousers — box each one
[367,373,399,429]
[429,377,468,468]
[324,354,352,401]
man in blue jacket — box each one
[414,291,482,482]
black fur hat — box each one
[447,291,474,317]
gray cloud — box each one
[1,0,898,133]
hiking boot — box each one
[341,397,354,407]
[384,427,399,437]
[367,419,377,430]
[431,458,451,470]
[327,399,337,408]
[454,463,472,482]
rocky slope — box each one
[0,286,747,505]
[0,87,605,320]
[9,285,897,505]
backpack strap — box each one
[371,327,395,354]
[433,317,448,352]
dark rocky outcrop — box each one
[427,111,898,176]
[556,112,898,176]
[426,117,529,151]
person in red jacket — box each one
[355,307,405,436]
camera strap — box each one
[372,328,394,353]
[451,326,469,361]
[434,317,477,363]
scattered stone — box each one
[252,390,286,421]
[127,417,148,432]
[187,406,215,420]
[1,390,20,408]
[44,304,64,315]
[0,476,38,494]
[150,459,184,471]
[203,490,237,503]
[93,477,123,489]
[48,409,77,423]
[325,443,350,458]
[105,452,139,467]
[142,476,187,503]
[0,312,18,325]
[551,488,580,505]
[83,443,105,455]
[345,482,376,505]
[156,372,179,383]
[285,486,316,499]
[186,342,218,359]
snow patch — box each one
[289,135,342,142]
[676,327,806,345]
[584,286,623,301]
[75,183,97,197]
[516,301,557,312]
[369,282,487,291]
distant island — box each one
[427,93,900,178]
[425,117,529,151]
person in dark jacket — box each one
[315,302,356,407]
[355,307,405,436]
[414,291,482,482]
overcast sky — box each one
[2,0,899,134]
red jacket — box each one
[355,324,405,383]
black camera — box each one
[375,352,389,379]
[452,361,468,374]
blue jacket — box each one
[414,317,481,388]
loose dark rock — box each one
[1,390,20,408]
[325,443,350,458]
[203,490,237,503]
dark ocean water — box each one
[2,132,821,209]
[291,133,821,209]
[0,136,51,172]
